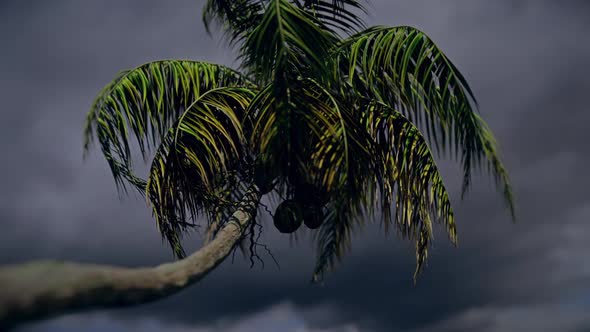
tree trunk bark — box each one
[0,188,260,330]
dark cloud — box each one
[1,1,589,332]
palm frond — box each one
[293,0,367,34]
[242,0,337,83]
[334,26,514,218]
[248,76,373,197]
[84,60,254,193]
[312,194,356,282]
[203,0,264,44]
[369,102,455,281]
[313,99,456,282]
[145,87,255,257]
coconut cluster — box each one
[273,199,325,233]
[273,180,327,233]
[252,157,327,233]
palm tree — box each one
[0,0,514,329]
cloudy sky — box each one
[1,0,589,331]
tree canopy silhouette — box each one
[0,0,514,329]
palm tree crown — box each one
[84,0,514,283]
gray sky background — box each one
[1,1,589,331]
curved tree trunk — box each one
[0,188,260,330]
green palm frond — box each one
[370,102,455,281]
[145,87,255,257]
[203,0,264,44]
[312,194,356,282]
[247,81,337,188]
[313,99,456,283]
[304,79,376,194]
[84,60,253,193]
[294,0,367,34]
[242,0,337,83]
[334,26,514,218]
[171,87,253,188]
[203,0,365,45]
[248,76,372,196]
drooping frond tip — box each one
[335,25,515,220]
[83,60,257,256]
[309,97,458,283]
[144,87,255,257]
[310,25,515,281]
[83,60,252,194]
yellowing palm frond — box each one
[313,99,456,282]
[84,60,253,193]
[145,87,255,257]
[334,26,514,218]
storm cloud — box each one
[1,1,589,331]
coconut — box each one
[273,200,303,233]
[302,205,324,229]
